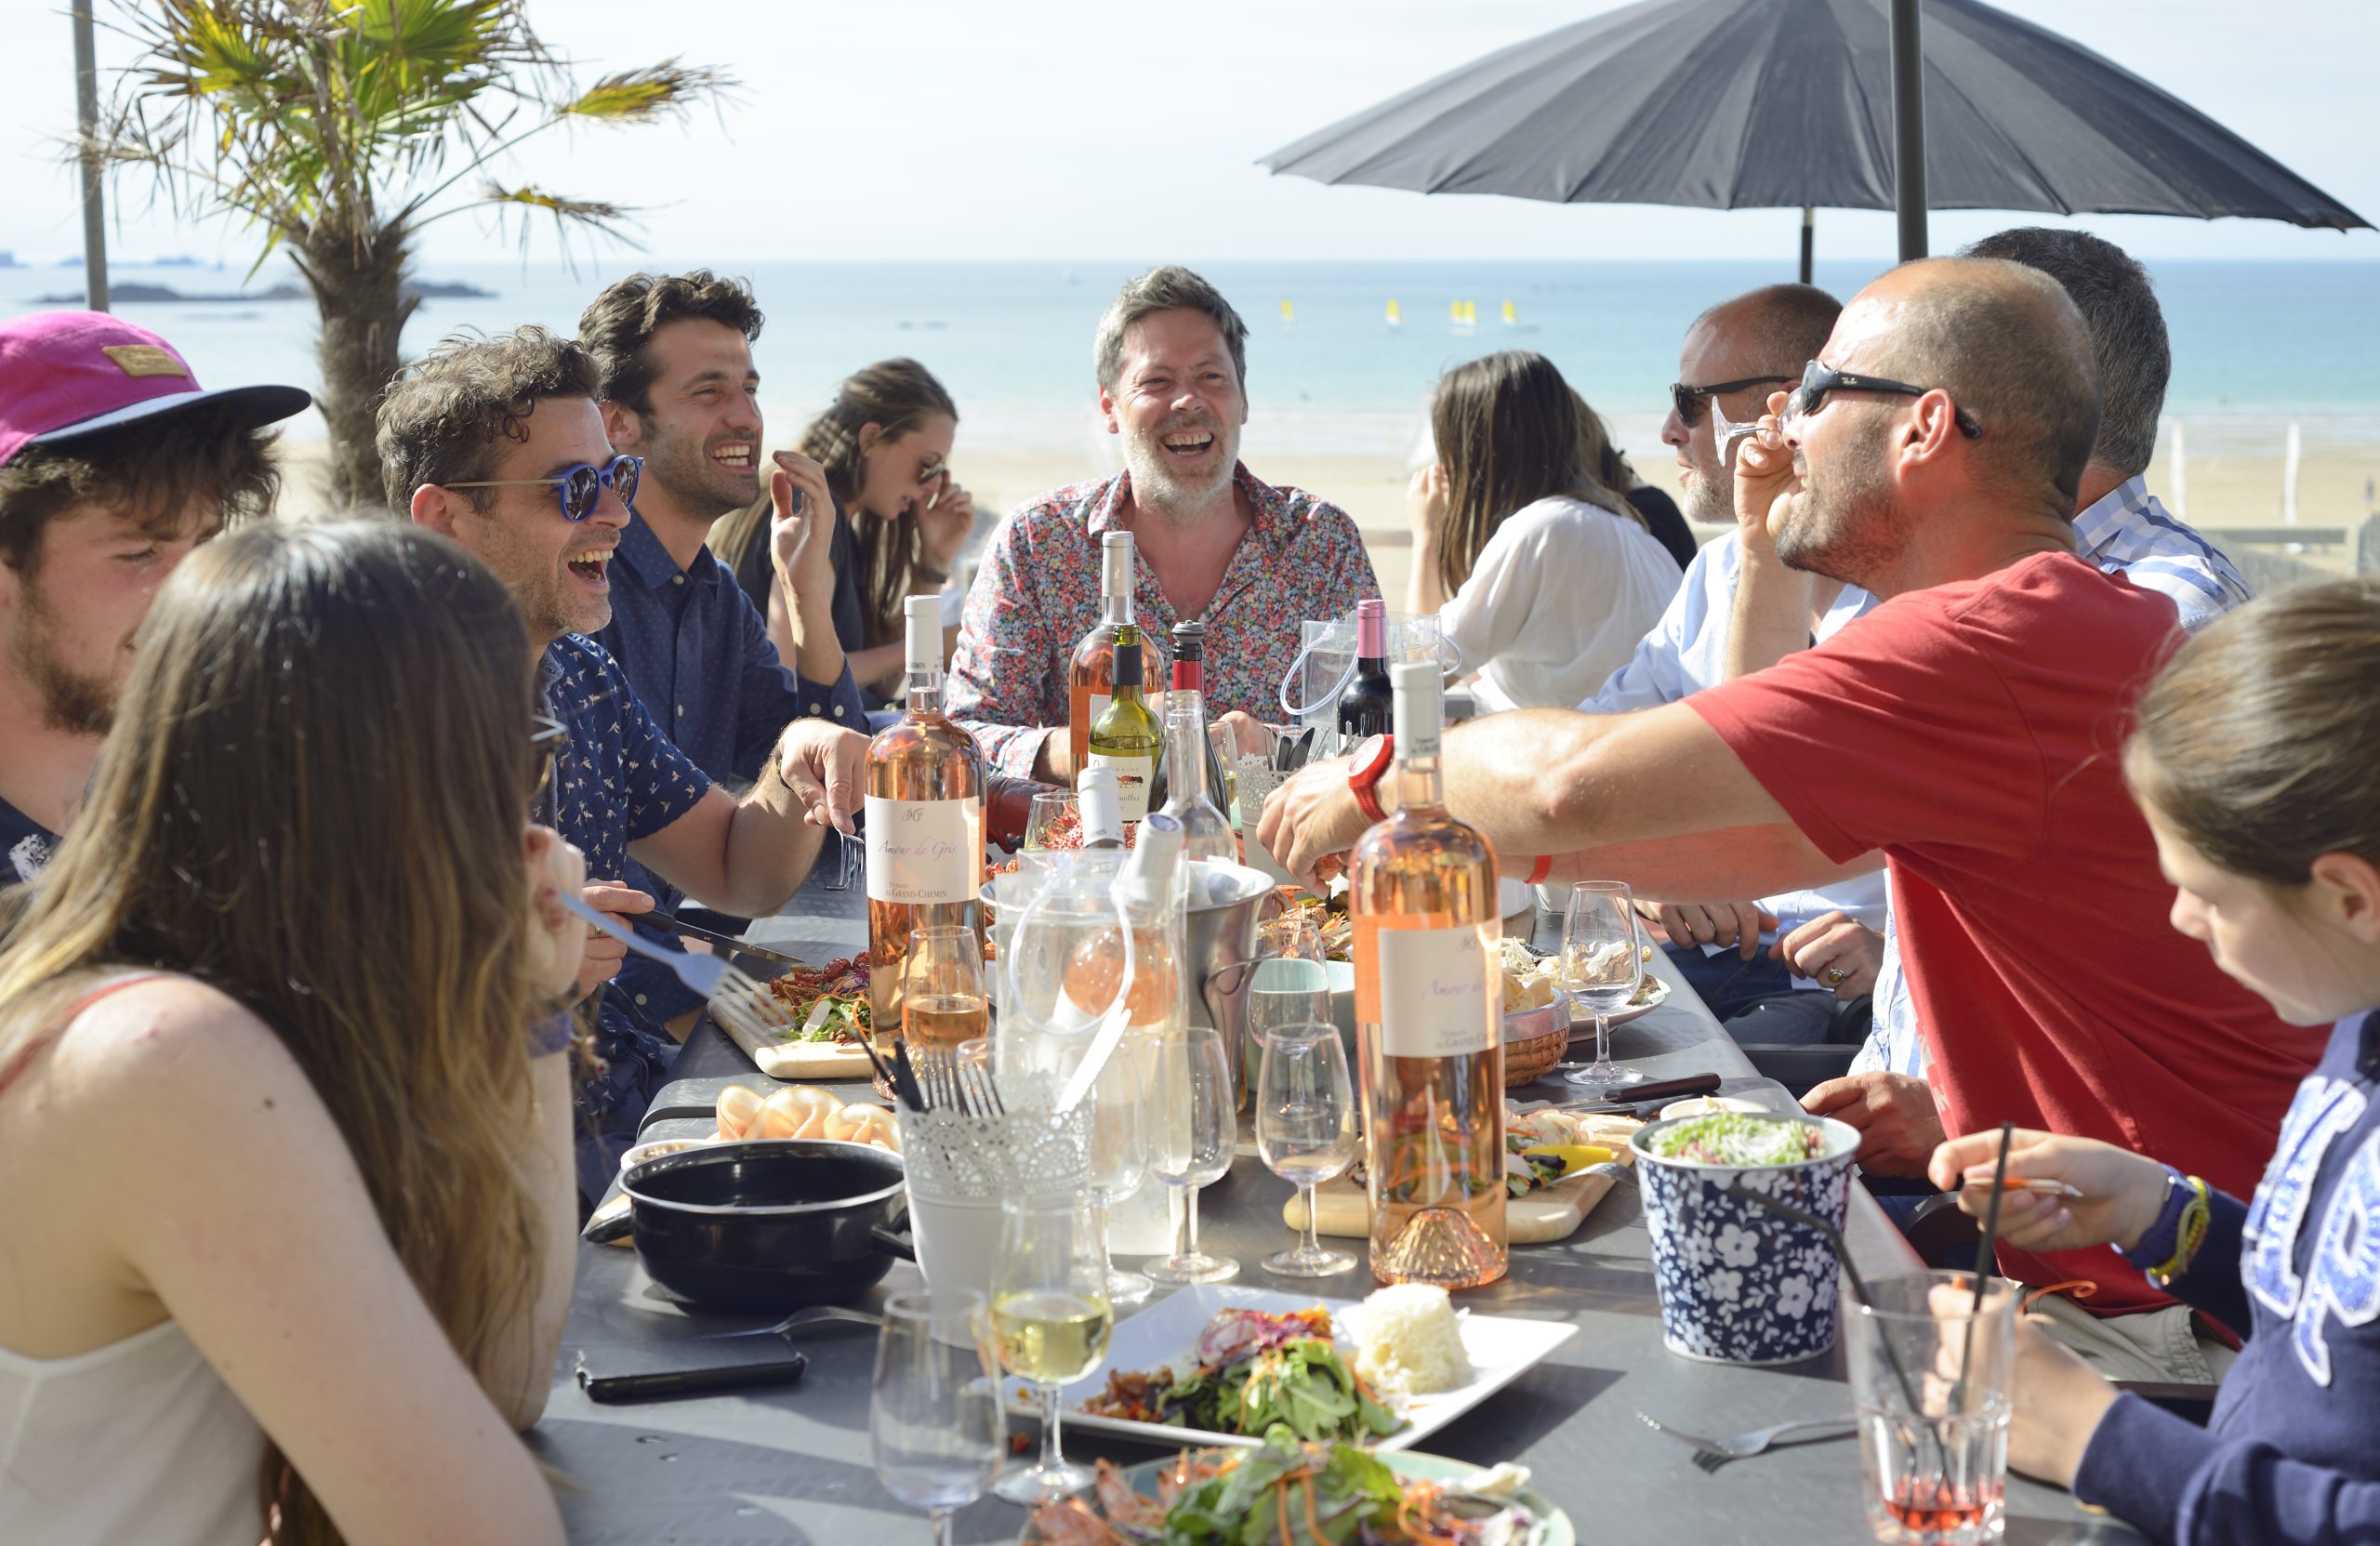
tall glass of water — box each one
[988,1193,1112,1503]
[1562,880,1645,1090]
[870,1288,1005,1546]
[1255,1023,1357,1276]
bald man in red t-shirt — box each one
[1259,258,2322,1343]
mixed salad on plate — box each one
[1082,1307,1404,1444]
[760,957,871,1044]
[1027,1438,1547,1546]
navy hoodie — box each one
[2075,1010,2380,1544]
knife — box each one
[1544,1071,1725,1115]
[643,910,809,970]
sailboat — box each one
[1501,299,1518,327]
[1279,297,1296,328]
[1450,298,1478,337]
[1384,298,1403,331]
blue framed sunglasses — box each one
[447,454,643,522]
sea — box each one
[8,257,2378,467]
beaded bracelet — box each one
[2149,1174,2214,1288]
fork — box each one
[1636,1410,1857,1471]
[819,827,862,892]
[555,892,787,1048]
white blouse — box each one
[1439,495,1685,713]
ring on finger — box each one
[1824,965,1847,986]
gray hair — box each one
[1961,228,2168,479]
[1093,266,1250,396]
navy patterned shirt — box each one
[595,511,866,1026]
[540,633,711,1205]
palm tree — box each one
[91,0,732,507]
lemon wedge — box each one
[1518,1143,1614,1177]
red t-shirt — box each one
[1690,551,2323,1315]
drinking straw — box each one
[1726,1181,1942,1475]
[1949,1123,2015,1417]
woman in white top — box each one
[1408,351,1684,712]
[0,522,584,1546]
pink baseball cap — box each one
[0,311,311,468]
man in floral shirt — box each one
[947,266,1378,781]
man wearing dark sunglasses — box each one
[1263,258,2320,1347]
[383,326,871,1208]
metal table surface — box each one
[536,873,2139,1545]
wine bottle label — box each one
[1084,751,1156,822]
[1358,920,1495,1058]
[863,795,982,904]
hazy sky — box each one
[6,0,2376,267]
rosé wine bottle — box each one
[1351,661,1506,1289]
[866,594,985,1054]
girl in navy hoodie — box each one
[1927,577,2380,1546]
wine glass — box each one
[1561,880,1646,1090]
[1085,1028,1154,1306]
[821,825,862,891]
[1145,1024,1239,1284]
[987,1193,1113,1504]
[1254,1023,1358,1276]
[1023,791,1081,852]
[1250,914,1332,1034]
[870,1287,1005,1546]
[904,926,990,1054]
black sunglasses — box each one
[447,455,644,522]
[1670,376,1794,428]
[1787,361,1982,439]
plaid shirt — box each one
[946,464,1379,778]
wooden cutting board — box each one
[1283,1161,1627,1246]
[713,1024,877,1082]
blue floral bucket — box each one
[1631,1115,1862,1366]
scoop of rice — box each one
[1345,1284,1474,1399]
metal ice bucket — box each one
[1183,859,1282,1105]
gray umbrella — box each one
[1261,0,2369,273]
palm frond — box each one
[559,61,734,125]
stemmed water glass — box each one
[1254,1023,1358,1276]
[987,1193,1113,1504]
[1023,791,1081,851]
[1246,911,1333,1091]
[1085,1027,1154,1306]
[870,1288,1005,1546]
[1145,1024,1239,1285]
[1562,880,1645,1090]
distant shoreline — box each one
[28,278,496,305]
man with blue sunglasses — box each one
[382,325,870,1209]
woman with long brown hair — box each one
[712,358,976,707]
[1408,350,1682,711]
[0,521,582,1545]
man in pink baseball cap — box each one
[0,311,309,879]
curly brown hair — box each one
[376,326,602,513]
[575,271,764,416]
[0,403,280,573]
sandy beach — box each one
[276,416,2378,604]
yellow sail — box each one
[1385,298,1402,328]
[1501,299,1518,326]
[1280,297,1295,324]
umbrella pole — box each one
[1892,0,1928,261]
[1799,206,1815,284]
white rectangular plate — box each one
[1025,1282,1577,1453]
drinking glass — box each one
[821,825,862,891]
[1254,1024,1357,1276]
[1023,791,1081,852]
[870,1288,1005,1546]
[1144,1024,1239,1284]
[1206,720,1242,820]
[988,1194,1114,1503]
[904,926,990,1053]
[1561,880,1645,1090]
[1844,1272,2017,1546]
[1085,1027,1154,1306]
[1247,911,1333,1087]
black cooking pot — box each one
[621,1139,912,1314]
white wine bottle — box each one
[1085,616,1162,830]
[1351,662,1506,1289]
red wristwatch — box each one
[1348,733,1394,822]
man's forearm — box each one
[1541,829,1884,906]
[787,585,848,690]
[718,760,826,917]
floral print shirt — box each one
[947,464,1379,777]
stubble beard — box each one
[1773,423,1903,588]
[1682,445,1735,526]
[1123,418,1238,525]
[11,579,116,736]
[641,419,754,523]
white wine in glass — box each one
[988,1194,1112,1503]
